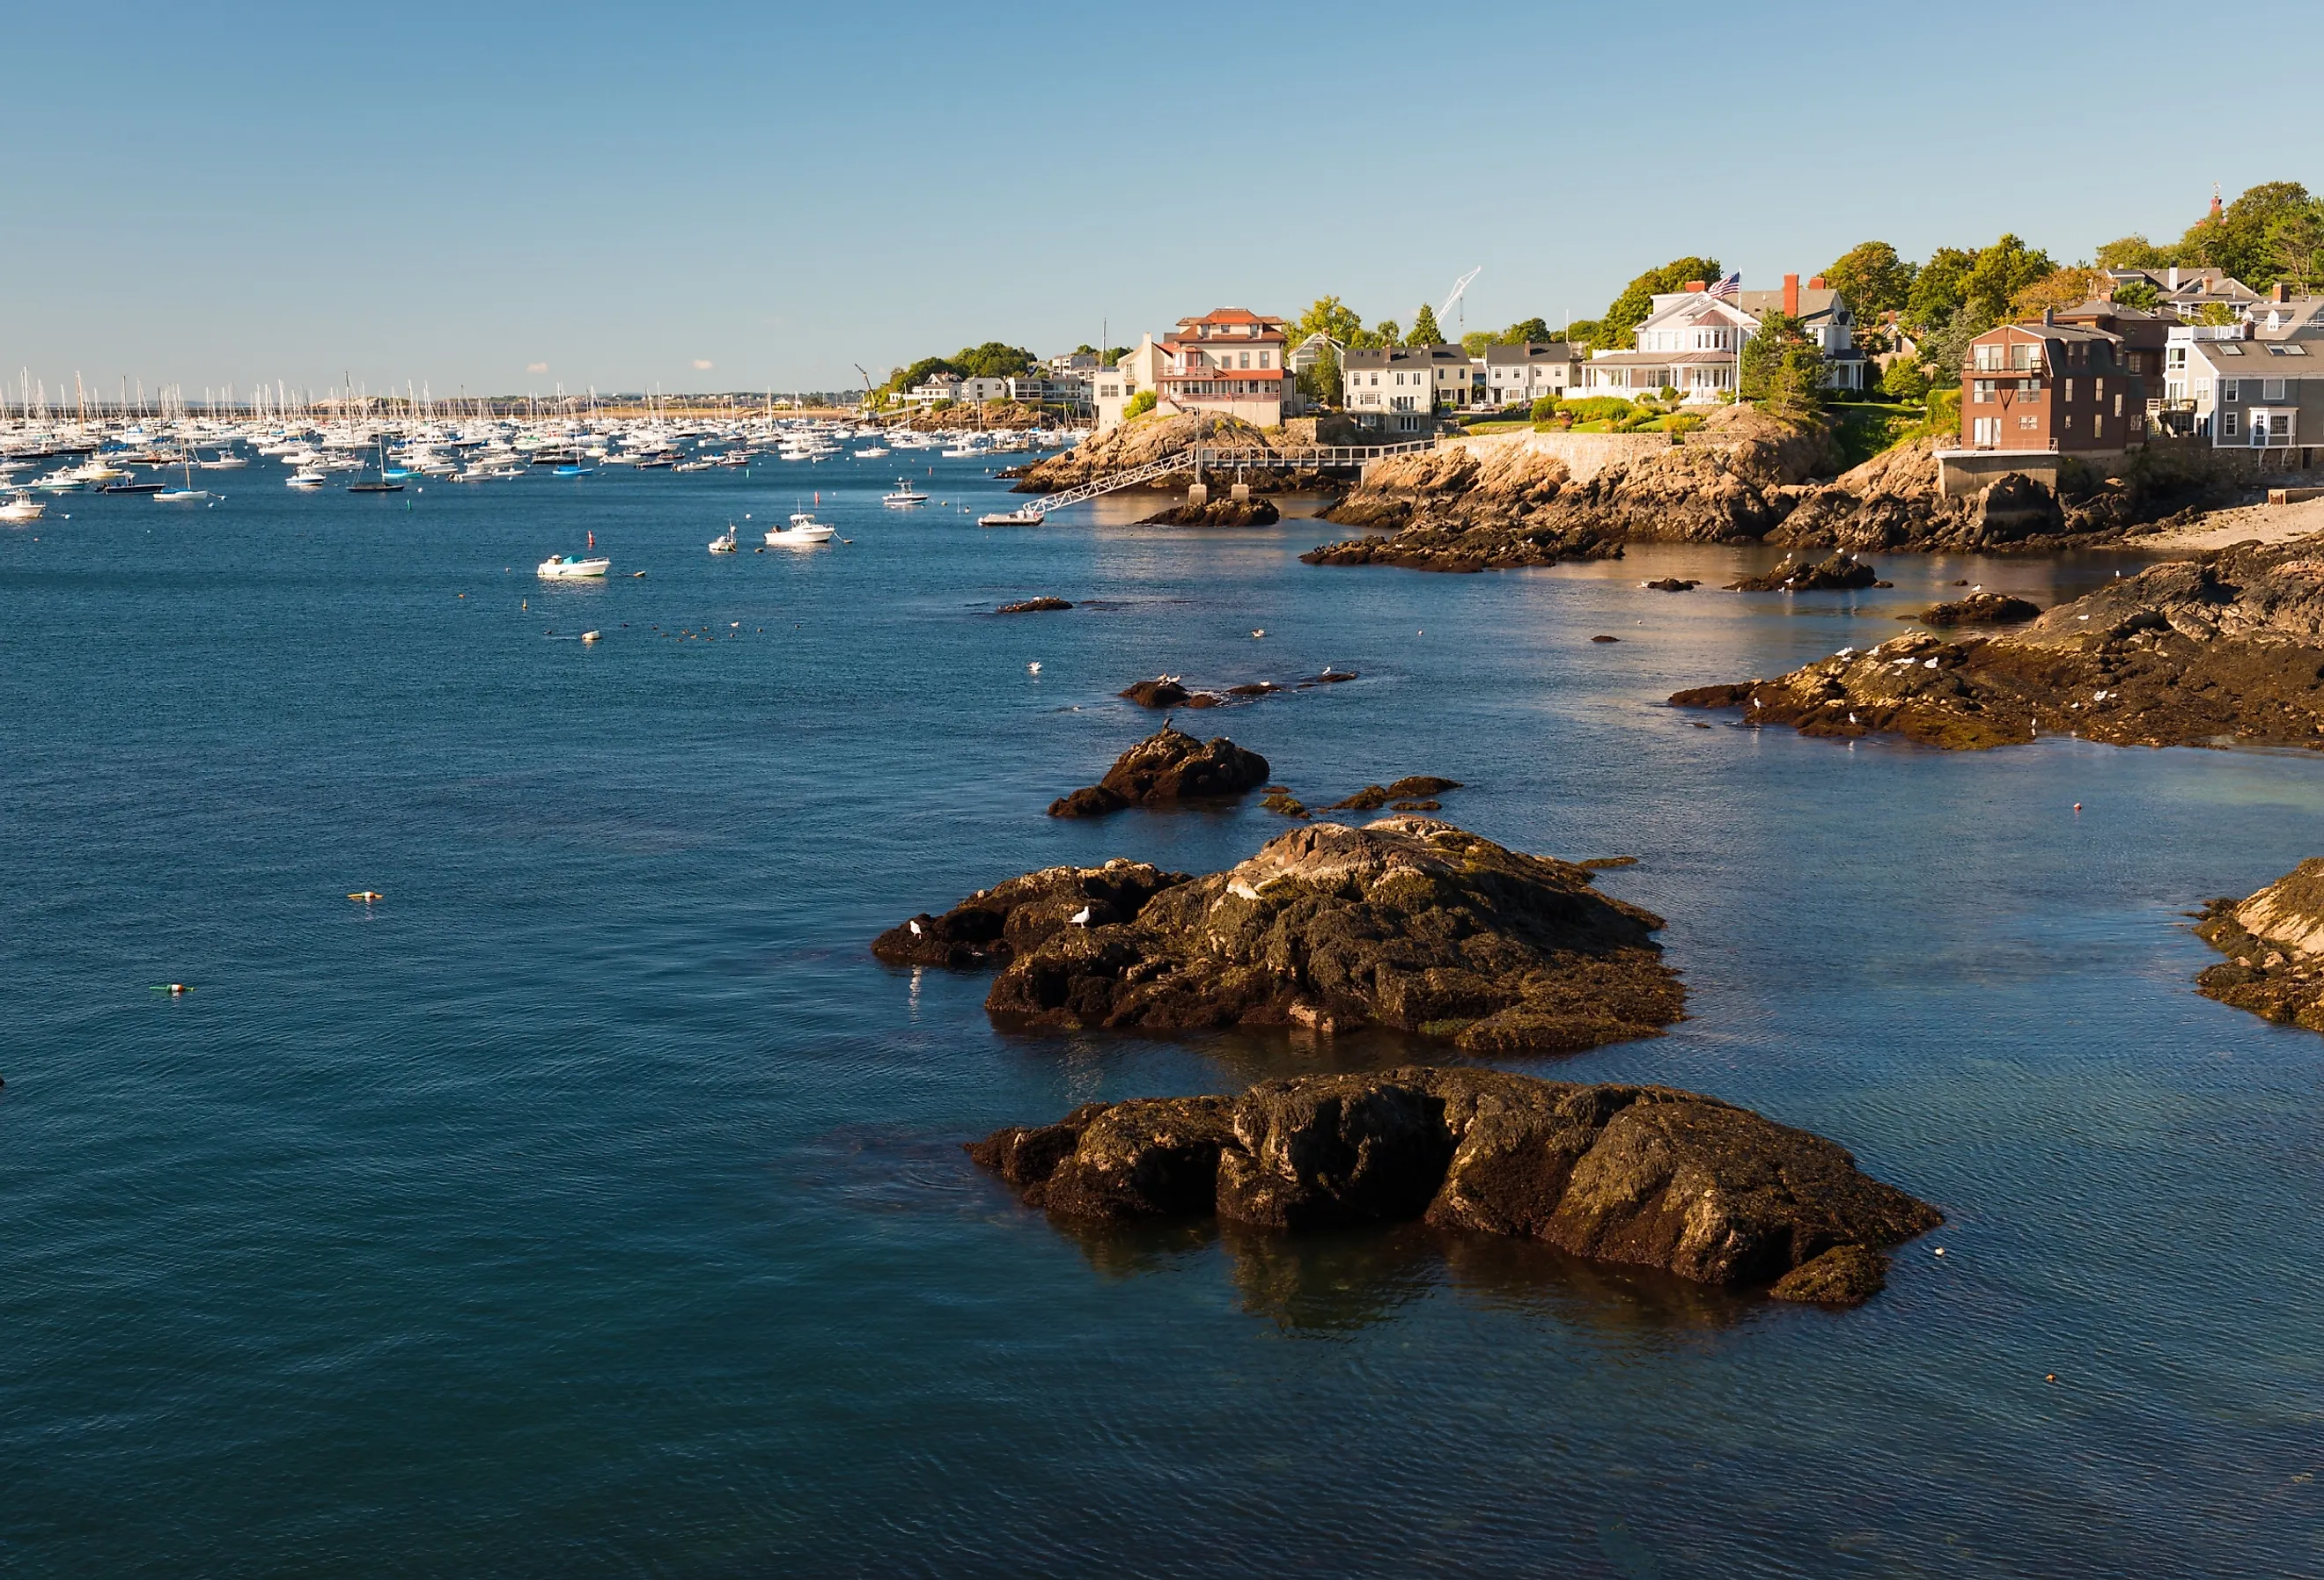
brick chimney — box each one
[1684,280,1706,292]
[1807,276,1826,290]
[1783,273,1799,317]
[2275,282,2292,303]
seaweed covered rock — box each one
[1912,592,2041,627]
[968,1065,1941,1304]
[1725,553,1879,592]
[1047,725,1271,818]
[1670,535,2324,753]
[997,597,1072,614]
[961,816,1685,1050]
[872,859,1189,967]
[1139,497,1280,527]
[2195,858,2324,1029]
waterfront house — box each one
[1342,344,1475,433]
[1571,274,1869,404]
[2160,318,2322,460]
[1957,312,2145,454]
[1092,336,1168,430]
[1153,308,1290,428]
[1482,342,1584,408]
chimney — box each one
[2168,266,2182,290]
[2043,307,2056,327]
[2275,282,2292,303]
[1783,273,1799,317]
[1684,280,1706,293]
[1808,275,1826,290]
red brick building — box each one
[1960,312,2146,454]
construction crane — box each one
[1438,267,1482,329]
[854,363,879,410]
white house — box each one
[1482,342,1584,408]
[1573,274,1868,403]
[2162,319,2322,452]
[1092,336,1168,430]
[1342,344,1478,432]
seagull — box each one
[348,891,383,903]
[908,920,923,935]
[1069,906,1092,925]
[1027,661,1041,674]
[1252,628,1265,638]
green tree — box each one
[1500,317,1555,344]
[1903,246,1976,332]
[1369,319,1401,348]
[952,342,1035,380]
[877,355,960,401]
[2265,197,2324,290]
[2095,234,2172,270]
[2111,279,2163,312]
[1878,359,1930,402]
[1562,317,1603,350]
[1407,304,1445,346]
[1961,235,2056,325]
[1739,310,1827,423]
[2179,181,2313,283]
[1593,255,1723,351]
[1821,241,1916,322]
[1287,295,1364,349]
[2010,265,2107,320]
[2194,302,2240,327]
[1460,330,1494,357]
[1916,307,1982,382]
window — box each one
[1258,351,1270,367]
[2167,346,2187,370]
[2064,379,2075,402]
[2224,379,2240,401]
[2019,415,2039,430]
[1974,342,2005,371]
[2094,415,2104,439]
[1973,379,1997,403]
[1239,351,1250,369]
[2114,393,2123,416]
[2265,378,2286,400]
[2225,412,2239,437]
[2019,379,2040,398]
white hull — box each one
[537,555,612,578]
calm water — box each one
[3,454,2319,1577]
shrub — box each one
[1529,395,1559,422]
[1124,389,1158,420]
[1879,360,1930,402]
[1556,396,1639,424]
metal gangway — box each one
[1018,437,1438,517]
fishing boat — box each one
[882,478,928,507]
[977,506,1046,527]
[536,554,612,578]
[709,524,738,554]
[0,493,44,523]
[765,511,835,546]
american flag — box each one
[1707,272,1741,301]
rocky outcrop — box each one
[1047,725,1270,818]
[1302,441,1623,572]
[1139,497,1281,527]
[1644,577,1700,592]
[1725,553,1881,592]
[1913,592,2041,627]
[1326,776,1463,812]
[968,1065,1940,1304]
[997,597,1072,614]
[872,859,1188,967]
[1669,534,2324,752]
[2195,858,2324,1029]
[1015,413,1340,495]
[937,816,1686,1052]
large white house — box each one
[1343,344,1479,431]
[1572,274,1869,403]
[1482,342,1584,408]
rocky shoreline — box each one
[2195,859,2324,1029]
[880,815,1684,1054]
[1669,535,2324,752]
[969,1066,1940,1305]
[1046,725,1270,818]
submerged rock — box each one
[1047,725,1270,818]
[1327,775,1463,812]
[1911,592,2041,627]
[1671,535,2324,753]
[1119,678,1190,709]
[1644,577,1700,592]
[997,597,1073,614]
[1725,553,1879,592]
[2195,858,2324,1029]
[967,1065,1940,1304]
[930,816,1686,1050]
[872,859,1188,967]
[1139,497,1281,527]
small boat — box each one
[709,524,739,554]
[101,481,166,495]
[853,446,890,459]
[197,452,247,470]
[765,511,835,546]
[349,438,403,492]
[537,555,612,579]
[552,464,593,477]
[882,478,928,507]
[977,507,1046,527]
[286,469,328,489]
[0,493,44,523]
[154,487,211,503]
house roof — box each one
[2053,299,2165,321]
[1342,344,1473,370]
[1582,349,1740,367]
[1976,322,2123,345]
[1173,306,1285,333]
[1483,342,1582,365]
[1736,287,1845,320]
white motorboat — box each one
[0,493,45,523]
[764,511,835,546]
[537,555,612,578]
[853,445,889,459]
[198,452,248,469]
[882,478,928,507]
[154,488,211,503]
[977,507,1045,526]
[709,524,738,554]
[286,469,327,489]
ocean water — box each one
[2,454,2319,1578]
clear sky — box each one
[2,0,2313,399]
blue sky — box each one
[1,0,2313,397]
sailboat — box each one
[348,437,405,493]
[155,447,211,503]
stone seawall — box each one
[1445,429,1689,484]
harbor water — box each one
[3,454,2320,1576]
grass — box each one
[1826,399,1925,469]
